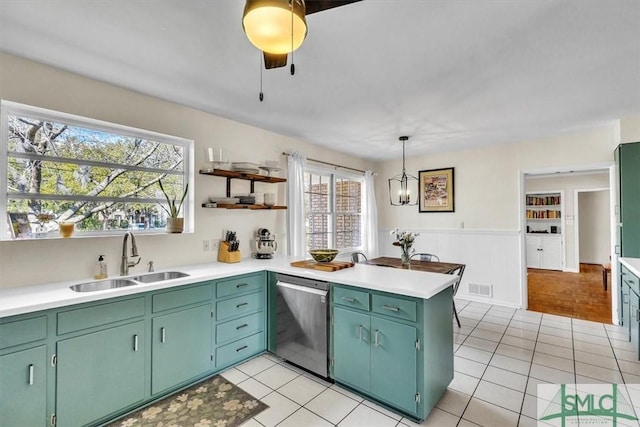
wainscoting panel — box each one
[379,229,522,308]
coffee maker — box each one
[253,228,277,259]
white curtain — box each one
[362,170,379,258]
[286,151,307,257]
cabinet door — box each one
[540,237,563,270]
[370,316,417,414]
[333,307,370,391]
[152,304,212,394]
[619,142,640,257]
[0,345,47,427]
[630,290,640,359]
[57,321,145,427]
[526,236,541,268]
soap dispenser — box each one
[94,255,108,280]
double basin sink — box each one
[70,271,189,292]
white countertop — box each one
[0,256,457,318]
[620,257,640,277]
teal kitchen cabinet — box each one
[151,283,213,395]
[151,304,213,394]
[0,345,48,426]
[370,316,417,413]
[333,307,371,391]
[56,320,146,427]
[621,264,640,359]
[616,142,640,258]
[214,273,267,369]
[332,285,420,416]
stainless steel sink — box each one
[131,271,189,283]
[70,279,138,292]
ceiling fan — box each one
[243,0,363,70]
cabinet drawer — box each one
[216,274,264,299]
[152,283,212,313]
[57,297,145,335]
[216,292,264,321]
[372,294,417,322]
[0,316,47,350]
[333,286,370,311]
[622,265,640,295]
[216,332,264,368]
[216,312,264,345]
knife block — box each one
[218,241,241,263]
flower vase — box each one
[401,245,412,265]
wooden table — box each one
[365,256,464,275]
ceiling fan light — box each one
[243,0,307,54]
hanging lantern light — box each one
[388,136,418,206]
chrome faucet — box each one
[121,231,141,276]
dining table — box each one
[364,256,465,275]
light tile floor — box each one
[224,299,640,426]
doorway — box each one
[520,165,617,323]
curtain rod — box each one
[281,152,367,174]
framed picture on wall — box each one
[419,167,455,213]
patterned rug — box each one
[106,375,268,427]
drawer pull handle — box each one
[236,345,248,352]
[358,324,364,341]
[236,302,249,308]
[236,323,249,330]
[161,327,166,343]
[133,334,139,352]
[374,329,380,347]
[624,294,629,304]
[382,305,400,312]
[236,283,248,288]
[341,296,356,303]
[28,364,34,386]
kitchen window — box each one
[0,100,193,240]
[304,167,363,251]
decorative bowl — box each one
[309,249,339,263]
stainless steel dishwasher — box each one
[275,273,330,378]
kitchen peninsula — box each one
[0,257,456,426]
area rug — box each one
[106,375,268,427]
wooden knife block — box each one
[218,241,241,263]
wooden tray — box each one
[290,259,355,272]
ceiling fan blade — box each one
[305,0,362,15]
[263,51,288,69]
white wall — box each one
[375,125,624,307]
[0,53,374,288]
[525,173,610,272]
[578,190,611,264]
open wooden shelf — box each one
[200,168,287,210]
[201,203,286,210]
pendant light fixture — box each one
[388,136,418,206]
[243,0,307,55]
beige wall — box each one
[375,127,619,232]
[0,53,373,288]
[578,190,611,264]
[526,173,610,271]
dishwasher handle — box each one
[276,281,328,297]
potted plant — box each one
[158,180,188,233]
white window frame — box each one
[304,164,364,253]
[0,100,194,240]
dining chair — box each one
[410,252,440,262]
[351,252,368,263]
[449,264,466,328]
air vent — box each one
[468,283,493,297]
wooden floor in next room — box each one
[527,263,612,324]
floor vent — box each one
[468,283,493,297]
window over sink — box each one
[304,165,363,251]
[0,100,193,240]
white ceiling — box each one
[1,1,639,161]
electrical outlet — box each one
[202,239,210,252]
[211,239,219,250]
